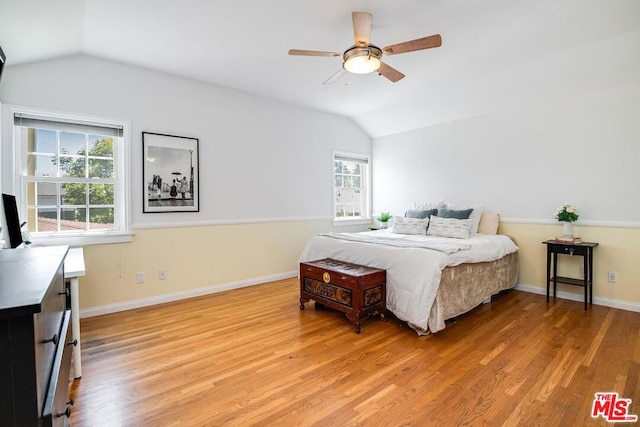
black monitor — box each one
[2,194,24,249]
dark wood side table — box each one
[543,240,598,310]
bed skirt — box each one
[420,251,519,334]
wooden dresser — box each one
[0,246,74,426]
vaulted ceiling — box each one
[1,0,638,137]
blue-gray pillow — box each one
[437,207,474,219]
[405,208,438,219]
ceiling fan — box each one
[288,11,442,84]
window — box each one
[333,152,370,222]
[11,109,131,245]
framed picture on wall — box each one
[142,132,199,213]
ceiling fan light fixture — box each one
[343,46,382,74]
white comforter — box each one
[298,229,519,333]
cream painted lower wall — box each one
[78,219,366,316]
[78,220,640,318]
[499,222,640,309]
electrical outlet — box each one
[159,270,167,280]
[137,272,146,283]
[608,271,617,283]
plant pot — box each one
[562,221,573,238]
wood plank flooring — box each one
[69,279,640,426]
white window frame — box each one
[4,105,132,246]
[332,151,371,226]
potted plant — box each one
[554,203,579,238]
[377,212,391,229]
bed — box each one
[298,212,519,334]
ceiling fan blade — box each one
[323,69,347,85]
[288,49,342,57]
[352,11,373,47]
[382,34,442,55]
[377,62,405,82]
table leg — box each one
[70,277,82,378]
[552,252,558,298]
[583,254,588,310]
[589,248,594,305]
[546,246,551,303]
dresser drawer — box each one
[42,310,73,427]
[34,262,66,415]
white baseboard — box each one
[515,283,640,313]
[80,270,298,318]
[82,277,640,319]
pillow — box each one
[405,208,438,219]
[477,213,500,235]
[427,216,472,239]
[445,204,484,235]
[392,216,429,235]
[437,207,473,219]
[412,200,446,210]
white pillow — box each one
[412,200,446,211]
[445,204,484,235]
[478,213,500,235]
[427,216,472,239]
[392,216,429,235]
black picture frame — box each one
[142,132,199,213]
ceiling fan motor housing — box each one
[343,45,382,74]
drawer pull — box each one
[56,400,73,418]
[59,288,70,298]
[68,339,78,347]
[57,406,72,418]
[43,334,59,345]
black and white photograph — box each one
[143,132,199,213]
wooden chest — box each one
[299,258,386,333]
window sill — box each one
[26,232,133,247]
[332,218,372,227]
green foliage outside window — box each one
[55,138,114,224]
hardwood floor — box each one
[69,279,640,426]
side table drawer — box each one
[552,244,587,256]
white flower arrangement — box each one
[554,204,579,222]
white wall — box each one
[372,81,640,225]
[0,54,371,227]
[371,73,640,309]
[0,55,372,314]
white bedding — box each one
[298,229,519,333]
